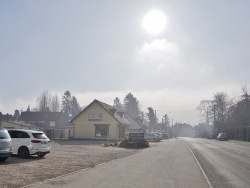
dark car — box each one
[217,133,228,141]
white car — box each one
[0,128,12,162]
[8,129,51,158]
[153,132,164,140]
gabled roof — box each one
[125,113,144,129]
[2,120,37,128]
[70,99,132,126]
[19,112,68,122]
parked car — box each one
[151,132,164,140]
[0,128,12,162]
[8,129,51,158]
[145,133,160,142]
[217,133,228,141]
[162,133,169,139]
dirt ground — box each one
[0,140,140,188]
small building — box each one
[70,99,133,140]
[0,120,38,130]
[18,112,69,130]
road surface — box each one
[184,137,250,188]
[25,139,209,188]
[25,138,250,188]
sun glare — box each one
[143,9,166,35]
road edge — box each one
[185,140,214,188]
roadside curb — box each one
[183,139,214,188]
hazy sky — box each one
[1,1,250,125]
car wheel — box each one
[0,157,8,162]
[37,153,46,158]
[18,146,30,158]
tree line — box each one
[15,90,82,120]
[113,92,170,132]
[196,86,250,140]
[13,91,170,130]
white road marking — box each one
[186,142,214,188]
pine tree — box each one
[123,92,140,117]
[113,97,123,111]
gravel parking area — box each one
[0,140,140,188]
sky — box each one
[1,0,250,125]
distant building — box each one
[1,120,38,130]
[0,112,14,122]
[18,112,69,130]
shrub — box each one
[119,139,149,148]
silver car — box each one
[145,133,160,142]
[217,133,228,141]
[0,128,12,162]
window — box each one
[88,113,102,121]
[118,126,125,138]
[8,131,30,138]
[32,133,48,139]
[95,125,109,138]
[0,130,10,139]
[50,121,55,127]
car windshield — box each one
[32,133,48,139]
[0,130,10,139]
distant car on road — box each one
[145,133,160,142]
[217,133,228,141]
[8,129,51,158]
[0,128,12,162]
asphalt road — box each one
[183,137,250,188]
[26,139,209,188]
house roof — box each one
[2,120,37,128]
[0,113,13,121]
[19,112,68,122]
[125,113,144,129]
[70,99,132,126]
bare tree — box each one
[196,100,213,124]
[50,94,60,112]
[213,92,231,124]
[36,90,52,112]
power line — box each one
[156,109,197,113]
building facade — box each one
[71,100,132,140]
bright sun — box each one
[143,9,166,35]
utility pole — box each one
[165,114,167,127]
[213,105,216,124]
[0,112,2,128]
[141,112,144,124]
[154,110,156,132]
[162,118,163,133]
